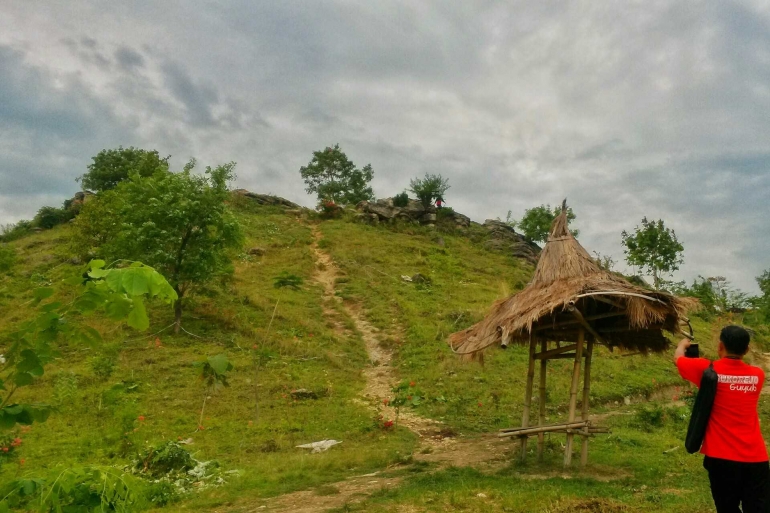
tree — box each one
[516,204,578,244]
[621,217,684,290]
[409,173,450,209]
[299,144,374,206]
[74,162,242,332]
[79,146,170,192]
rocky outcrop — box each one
[481,220,540,265]
[232,189,302,209]
[355,198,470,228]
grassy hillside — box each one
[0,198,768,512]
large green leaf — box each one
[207,354,232,376]
[121,268,150,296]
[33,287,54,301]
[126,296,149,331]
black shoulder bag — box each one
[685,362,718,454]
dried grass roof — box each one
[448,201,696,356]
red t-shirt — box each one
[677,356,768,462]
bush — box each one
[34,205,74,229]
[0,220,32,242]
[409,173,450,209]
[0,244,16,273]
[90,354,117,381]
[393,192,409,207]
[135,441,195,477]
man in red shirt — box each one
[675,325,770,512]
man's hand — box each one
[674,338,691,362]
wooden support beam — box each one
[534,343,577,360]
[537,338,547,461]
[580,338,594,467]
[541,352,582,360]
[592,295,625,309]
[532,311,628,332]
[520,334,537,462]
[499,420,590,437]
[564,328,584,467]
[567,305,609,346]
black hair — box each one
[720,325,750,355]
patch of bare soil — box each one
[234,474,403,512]
[541,497,637,513]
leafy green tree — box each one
[299,144,374,206]
[79,146,170,192]
[621,217,684,290]
[74,162,242,332]
[409,174,450,209]
[516,204,578,244]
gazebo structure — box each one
[449,201,695,467]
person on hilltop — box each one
[435,196,444,209]
[675,325,770,513]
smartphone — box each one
[684,343,699,358]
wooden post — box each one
[537,338,547,461]
[564,327,585,467]
[580,338,594,466]
[520,334,537,462]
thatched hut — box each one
[449,201,696,467]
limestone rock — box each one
[232,189,302,209]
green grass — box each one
[0,202,768,512]
[0,201,417,509]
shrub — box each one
[0,220,33,242]
[274,272,304,290]
[135,441,195,477]
[90,354,117,381]
[393,192,409,207]
[34,205,73,229]
[409,174,450,209]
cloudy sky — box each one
[1,1,768,292]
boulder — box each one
[482,220,540,265]
[356,198,438,226]
[232,189,302,209]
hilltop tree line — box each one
[2,143,769,325]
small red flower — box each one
[198,425,205,431]
[138,416,146,422]
[2,447,8,452]
[672,395,679,401]
[383,398,389,405]
[308,333,314,338]
[11,438,22,447]
[409,381,416,387]
[478,402,483,407]
[253,344,258,349]
[407,396,412,400]
[383,420,394,428]
[155,338,162,348]
[19,459,25,466]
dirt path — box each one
[234,229,511,512]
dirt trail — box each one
[234,229,511,512]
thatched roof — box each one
[448,201,695,356]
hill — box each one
[0,194,768,512]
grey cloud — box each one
[115,46,145,70]
[1,0,769,292]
